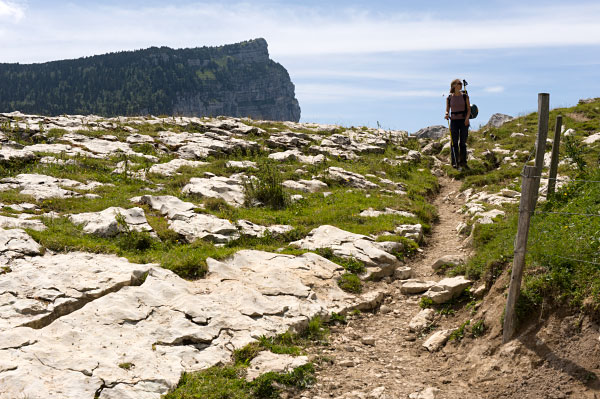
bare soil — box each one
[301,176,600,399]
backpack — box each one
[447,93,478,119]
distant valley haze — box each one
[1,0,600,132]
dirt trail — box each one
[303,176,474,399]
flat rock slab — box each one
[0,214,46,231]
[148,159,208,176]
[0,228,42,264]
[0,252,153,332]
[236,219,294,238]
[169,212,239,243]
[322,167,378,190]
[0,249,381,399]
[282,179,328,193]
[70,207,154,237]
[225,160,258,170]
[290,225,401,280]
[0,173,103,200]
[401,280,436,295]
[136,195,197,219]
[0,147,36,163]
[61,133,156,160]
[424,276,472,304]
[182,175,245,207]
[245,351,309,381]
[360,208,416,218]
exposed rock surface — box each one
[0,173,103,200]
[413,125,446,139]
[148,159,208,176]
[0,214,46,231]
[182,175,246,207]
[69,207,154,237]
[486,113,514,128]
[424,276,472,304]
[245,351,309,381]
[0,246,385,399]
[282,179,328,193]
[322,167,378,190]
[290,225,401,279]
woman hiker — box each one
[445,78,471,170]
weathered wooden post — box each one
[530,93,549,208]
[547,115,563,196]
[503,165,538,343]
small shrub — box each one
[204,197,232,212]
[419,296,434,309]
[449,320,470,342]
[471,319,486,338]
[329,312,347,325]
[118,362,133,370]
[233,343,261,366]
[243,161,289,209]
[305,316,329,341]
[337,273,362,294]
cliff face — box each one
[0,38,301,122]
[172,39,301,121]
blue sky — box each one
[1,1,600,132]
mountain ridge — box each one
[0,38,301,122]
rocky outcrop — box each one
[413,125,447,139]
[486,113,514,128]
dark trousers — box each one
[450,119,469,166]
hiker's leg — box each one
[450,120,460,167]
[459,121,469,166]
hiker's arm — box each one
[445,100,450,120]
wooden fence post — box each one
[503,165,539,343]
[547,115,563,196]
[530,93,550,208]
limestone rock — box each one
[169,213,238,243]
[424,276,472,304]
[148,159,208,176]
[413,125,446,139]
[322,167,378,190]
[583,132,600,144]
[290,225,401,280]
[395,224,423,241]
[359,208,415,218]
[69,207,154,237]
[245,352,309,381]
[236,219,293,238]
[182,175,245,207]
[393,266,413,280]
[486,113,514,128]
[0,147,36,163]
[0,252,153,331]
[400,280,436,294]
[409,309,436,333]
[265,131,311,149]
[423,330,452,352]
[0,228,42,263]
[0,214,47,231]
[431,254,466,271]
[282,179,328,193]
[225,160,258,170]
[136,195,197,219]
[0,173,103,200]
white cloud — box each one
[484,86,505,93]
[2,2,600,63]
[0,0,24,21]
